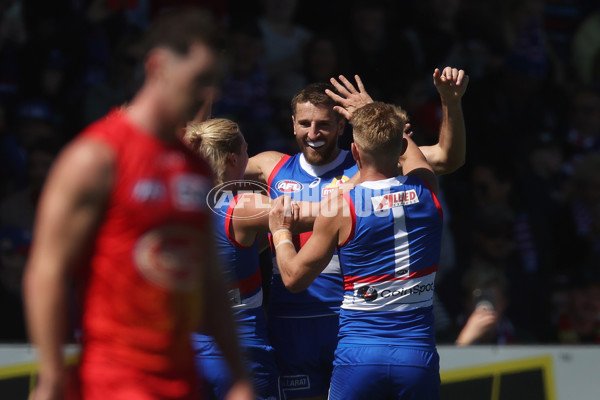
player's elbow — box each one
[285,280,308,293]
[281,271,310,293]
[433,153,465,175]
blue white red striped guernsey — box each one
[193,193,265,344]
[337,175,443,349]
[268,150,357,317]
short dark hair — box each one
[141,7,222,58]
[291,82,340,119]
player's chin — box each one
[302,147,329,165]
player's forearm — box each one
[23,261,70,382]
[275,244,315,293]
[433,100,466,175]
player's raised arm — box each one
[400,135,439,196]
[24,138,115,400]
[329,69,468,176]
[418,66,469,175]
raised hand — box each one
[325,74,374,120]
[433,67,469,104]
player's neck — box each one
[125,89,180,143]
[356,164,398,184]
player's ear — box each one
[228,152,237,166]
[292,115,297,136]
[337,118,346,137]
[144,48,168,83]
[351,142,361,169]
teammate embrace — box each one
[22,4,468,398]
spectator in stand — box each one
[340,0,410,102]
[571,5,600,85]
[14,98,60,152]
[454,264,536,345]
[211,21,286,155]
[0,226,31,342]
[0,137,61,234]
[554,153,600,273]
[512,130,568,294]
[301,32,350,86]
[256,0,312,106]
[552,267,600,344]
[561,85,600,173]
[82,31,143,125]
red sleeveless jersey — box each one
[75,109,213,399]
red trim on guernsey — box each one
[233,267,263,295]
[343,264,438,291]
[421,181,443,221]
[267,154,291,192]
[225,194,252,249]
[338,192,356,247]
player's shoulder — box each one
[247,150,289,182]
[251,150,288,164]
[60,135,117,174]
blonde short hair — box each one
[350,102,407,159]
[184,118,244,184]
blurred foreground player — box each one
[23,8,253,400]
[270,102,444,399]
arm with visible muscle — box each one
[400,135,438,196]
[24,139,114,400]
[268,194,349,293]
[327,68,469,176]
[418,67,468,175]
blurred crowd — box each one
[1,0,600,345]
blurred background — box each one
[1,0,599,346]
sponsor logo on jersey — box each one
[308,177,321,188]
[322,175,350,197]
[353,279,435,303]
[280,374,310,390]
[133,225,204,291]
[371,189,419,211]
[132,179,167,202]
[357,285,378,301]
[276,179,303,193]
[172,173,211,211]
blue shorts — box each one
[328,346,440,400]
[267,315,339,399]
[195,340,280,400]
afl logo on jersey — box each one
[276,180,303,193]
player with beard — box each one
[244,67,468,400]
[269,102,443,400]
